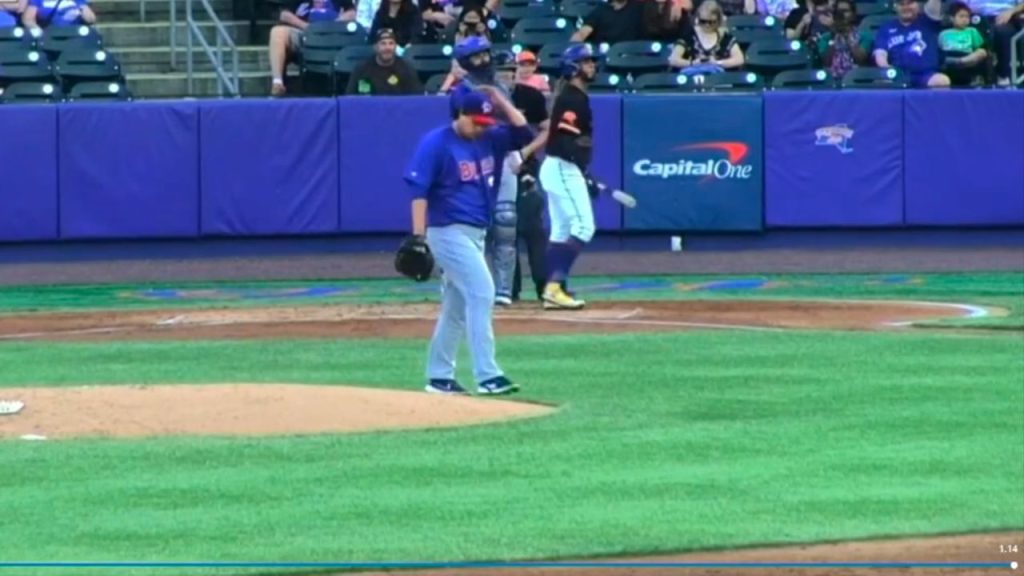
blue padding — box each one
[199,99,340,236]
[0,105,59,241]
[58,101,200,239]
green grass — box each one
[1,331,1021,573]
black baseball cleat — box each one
[425,379,469,395]
[477,376,519,395]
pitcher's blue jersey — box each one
[404,123,532,228]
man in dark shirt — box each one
[269,0,356,96]
[346,28,424,95]
[571,0,645,45]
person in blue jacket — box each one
[404,85,534,396]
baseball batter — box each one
[538,44,600,310]
[403,87,532,396]
[447,36,529,307]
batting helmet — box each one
[454,36,493,74]
[560,43,600,79]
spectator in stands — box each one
[346,28,424,93]
[419,0,455,43]
[1,0,25,28]
[370,0,423,45]
[785,0,833,42]
[514,50,550,93]
[438,7,492,91]
[755,0,797,19]
[966,0,1023,85]
[356,0,382,30]
[872,0,950,88]
[571,0,646,45]
[268,0,356,97]
[817,0,870,78]
[669,0,745,70]
[21,0,96,29]
[644,0,691,42]
[939,2,988,85]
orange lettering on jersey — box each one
[558,111,581,134]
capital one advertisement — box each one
[622,95,764,231]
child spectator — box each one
[939,1,988,85]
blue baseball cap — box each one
[455,90,496,126]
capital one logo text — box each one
[633,142,754,181]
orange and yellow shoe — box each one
[542,282,585,310]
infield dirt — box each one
[0,299,983,342]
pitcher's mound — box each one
[0,384,553,441]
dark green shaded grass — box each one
[0,331,1021,572]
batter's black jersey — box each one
[544,83,593,170]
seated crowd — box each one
[268,0,1023,96]
[1,0,95,31]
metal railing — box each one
[167,0,241,97]
[1012,27,1023,87]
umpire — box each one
[490,52,550,303]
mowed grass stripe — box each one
[0,331,1020,569]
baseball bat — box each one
[593,180,638,208]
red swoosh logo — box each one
[673,142,749,164]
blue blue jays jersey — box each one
[405,123,533,228]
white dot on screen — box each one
[1011,561,1018,570]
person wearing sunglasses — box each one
[668,0,745,71]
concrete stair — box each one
[91,0,277,98]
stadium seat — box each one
[0,26,36,50]
[632,72,700,93]
[560,0,603,20]
[0,48,56,88]
[744,38,811,78]
[499,0,558,26]
[331,44,376,94]
[510,16,576,51]
[66,80,133,101]
[400,44,455,82]
[53,47,122,91]
[854,1,891,19]
[860,14,891,36]
[605,40,672,75]
[732,27,785,49]
[590,71,631,92]
[727,14,782,31]
[702,70,765,92]
[536,40,580,75]
[771,68,836,89]
[38,25,102,58]
[424,73,448,94]
[728,13,782,47]
[0,80,63,103]
[841,65,908,88]
[305,20,368,47]
[301,23,367,95]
